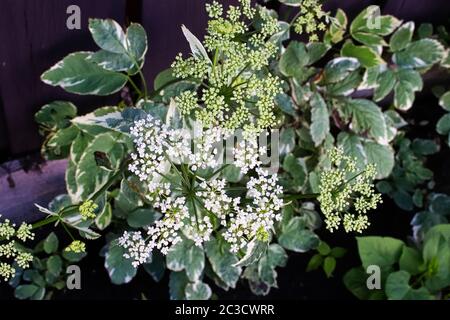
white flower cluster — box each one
[119,115,285,265]
[233,135,267,174]
[129,115,224,178]
[224,168,283,252]
[196,179,234,225]
[118,231,150,267]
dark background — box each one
[1,0,450,161]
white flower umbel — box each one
[118,231,151,267]
[120,114,284,266]
[233,135,266,174]
[224,168,283,252]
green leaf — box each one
[46,255,63,277]
[326,71,362,96]
[169,271,189,300]
[310,93,330,146]
[393,189,414,211]
[278,0,302,6]
[364,141,395,179]
[205,238,241,289]
[397,69,423,91]
[374,69,396,101]
[439,91,450,111]
[330,247,347,258]
[143,251,166,282]
[166,239,205,282]
[282,154,306,186]
[411,139,439,156]
[324,9,347,44]
[89,19,128,54]
[394,81,415,111]
[429,193,450,216]
[386,271,434,300]
[41,52,127,95]
[234,239,268,267]
[399,246,423,275]
[351,6,400,36]
[35,101,77,130]
[306,254,324,272]
[279,127,296,157]
[341,42,385,68]
[87,50,133,72]
[418,23,433,39]
[266,244,288,268]
[127,23,148,61]
[356,236,404,270]
[352,32,385,47]
[47,125,79,150]
[344,99,388,144]
[181,25,210,62]
[95,201,112,231]
[322,58,360,84]
[306,42,329,64]
[127,208,161,228]
[75,133,125,200]
[344,267,379,300]
[154,68,177,91]
[185,281,212,300]
[44,232,59,254]
[337,133,367,168]
[393,39,445,69]
[279,41,309,77]
[436,114,450,135]
[15,285,39,300]
[31,287,46,300]
[275,93,297,116]
[317,241,331,255]
[389,22,415,52]
[62,250,87,263]
[104,241,137,285]
[323,256,336,278]
[279,217,319,252]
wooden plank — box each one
[383,0,450,23]
[0,159,67,223]
[140,0,240,83]
[0,0,127,156]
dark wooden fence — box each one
[1,0,449,160]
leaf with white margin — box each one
[166,239,205,282]
[41,52,127,95]
[89,19,128,54]
[104,240,137,285]
[233,239,268,267]
[181,25,211,63]
[185,281,212,300]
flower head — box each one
[65,240,86,253]
[120,114,284,265]
[0,215,35,282]
[292,0,329,42]
[318,147,382,233]
[79,200,98,220]
[171,1,282,134]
